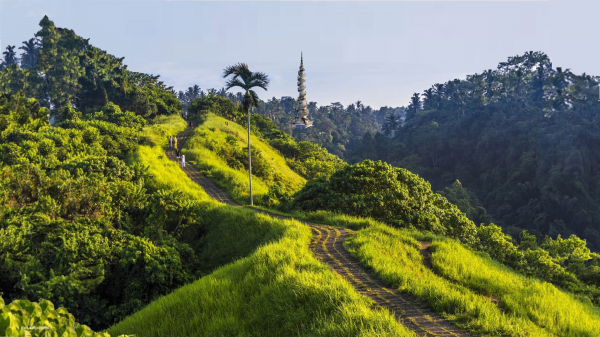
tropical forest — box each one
[0,7,599,337]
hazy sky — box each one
[1,0,598,109]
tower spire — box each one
[292,52,313,129]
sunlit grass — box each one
[107,115,415,337]
[125,114,212,202]
[106,216,415,337]
[182,114,306,204]
[345,223,552,336]
[432,240,600,337]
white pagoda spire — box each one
[292,52,313,129]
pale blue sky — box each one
[1,0,598,109]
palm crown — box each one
[223,63,269,109]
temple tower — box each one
[292,53,313,129]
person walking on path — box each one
[169,136,173,149]
[181,153,185,168]
[175,148,180,165]
[174,136,178,150]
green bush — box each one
[0,296,124,337]
[287,159,478,245]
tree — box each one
[223,63,270,205]
[423,88,435,110]
[19,37,42,69]
[36,15,86,110]
[406,92,421,119]
[382,113,400,137]
[1,45,19,69]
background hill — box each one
[347,52,600,252]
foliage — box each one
[0,94,199,330]
[286,160,478,245]
[243,113,347,179]
[107,212,414,337]
[346,223,555,336]
[439,180,493,225]
[174,84,404,159]
[353,51,600,256]
[0,16,181,120]
[0,297,122,337]
[475,223,600,303]
[188,92,243,122]
[431,239,600,336]
[182,114,305,205]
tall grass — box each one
[143,114,188,147]
[431,240,600,336]
[106,208,415,336]
[182,114,306,204]
[345,224,552,336]
[126,114,212,202]
[107,116,416,336]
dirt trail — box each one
[170,127,472,337]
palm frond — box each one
[223,63,250,80]
[249,90,261,108]
[225,78,247,91]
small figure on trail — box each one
[181,154,185,168]
[169,136,173,149]
[176,149,180,164]
[174,136,178,149]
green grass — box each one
[144,114,188,147]
[118,115,600,336]
[345,223,552,336]
[126,114,212,202]
[107,116,416,336]
[182,114,306,204]
[106,214,415,337]
[431,240,600,336]
[278,208,600,336]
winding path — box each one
[169,126,472,337]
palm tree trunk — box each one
[247,103,253,206]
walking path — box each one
[170,126,472,337]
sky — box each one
[1,0,598,109]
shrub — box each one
[287,160,478,244]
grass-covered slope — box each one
[130,114,212,203]
[107,215,414,337]
[107,119,414,336]
[431,239,600,336]
[182,113,306,205]
[345,223,600,336]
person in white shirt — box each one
[181,154,185,168]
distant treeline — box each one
[175,84,405,159]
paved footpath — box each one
[170,126,473,337]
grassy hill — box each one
[107,121,414,336]
[107,111,600,337]
[182,113,306,205]
[346,223,600,336]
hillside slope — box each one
[107,129,413,336]
[182,113,306,205]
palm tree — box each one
[19,37,42,68]
[1,45,18,68]
[192,84,201,99]
[382,113,399,137]
[423,88,435,110]
[223,63,269,206]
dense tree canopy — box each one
[350,51,600,253]
[0,95,195,330]
[0,16,181,120]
